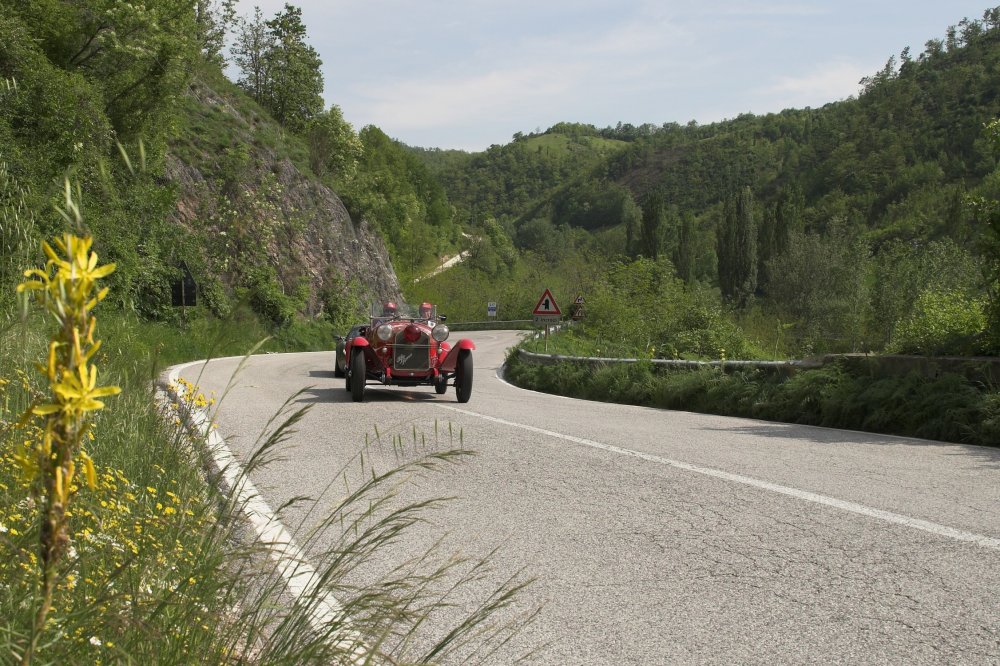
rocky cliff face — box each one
[165,78,401,318]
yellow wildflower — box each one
[40,362,121,416]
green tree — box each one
[232,3,323,132]
[867,238,982,350]
[766,225,869,352]
[232,7,271,105]
[673,212,696,283]
[889,289,986,355]
[306,105,362,181]
[263,4,323,132]
[466,218,516,277]
[639,190,664,260]
[968,118,1000,352]
[196,0,237,64]
[717,186,757,306]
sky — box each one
[231,1,994,151]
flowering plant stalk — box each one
[14,192,119,665]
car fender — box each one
[438,338,475,372]
[345,337,370,366]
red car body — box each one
[344,303,476,402]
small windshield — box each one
[370,302,437,321]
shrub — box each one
[889,289,986,355]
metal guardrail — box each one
[517,349,1000,382]
[517,349,822,374]
[447,319,535,331]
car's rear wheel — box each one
[350,350,366,402]
[455,351,473,403]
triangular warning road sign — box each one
[532,288,561,316]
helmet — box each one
[419,302,433,318]
[382,301,398,316]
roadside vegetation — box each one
[1,217,534,662]
[505,349,1000,447]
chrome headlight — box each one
[431,324,450,342]
[376,324,393,341]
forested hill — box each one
[411,123,629,225]
[420,7,1000,262]
[408,6,1000,356]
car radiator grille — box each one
[393,331,431,371]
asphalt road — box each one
[177,330,1000,664]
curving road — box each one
[177,330,1000,664]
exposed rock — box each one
[164,79,402,318]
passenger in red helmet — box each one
[419,302,433,321]
[382,301,398,317]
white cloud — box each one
[233,0,990,149]
[359,63,586,133]
[758,59,874,109]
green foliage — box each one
[552,180,638,231]
[343,126,459,279]
[717,187,757,306]
[967,117,1000,353]
[466,219,517,277]
[239,263,297,327]
[637,191,665,260]
[867,238,982,351]
[888,289,987,355]
[0,160,38,314]
[0,9,212,325]
[409,228,605,323]
[3,0,202,140]
[583,257,754,359]
[305,105,362,182]
[506,354,1000,446]
[232,3,324,133]
[195,0,237,64]
[412,124,628,228]
[765,225,870,353]
[318,267,365,331]
[0,14,111,183]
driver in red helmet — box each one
[382,301,398,317]
[419,302,434,322]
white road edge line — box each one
[436,403,1000,552]
[164,359,369,662]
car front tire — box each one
[350,350,366,402]
[455,350,473,403]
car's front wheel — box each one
[434,375,448,394]
[455,350,473,403]
[350,350,366,402]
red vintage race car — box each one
[343,301,476,403]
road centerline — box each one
[435,404,1000,552]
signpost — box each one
[487,301,497,319]
[171,261,197,327]
[532,288,561,351]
